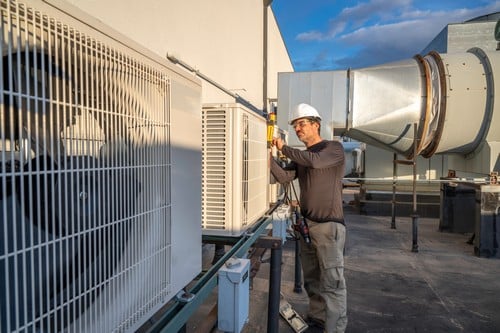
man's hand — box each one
[272,137,284,151]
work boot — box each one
[305,316,325,330]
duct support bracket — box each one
[391,123,419,252]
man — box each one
[270,103,347,333]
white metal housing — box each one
[0,0,202,332]
[202,104,268,236]
[346,48,500,168]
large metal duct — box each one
[346,48,499,159]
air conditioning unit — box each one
[202,104,268,236]
[0,1,202,332]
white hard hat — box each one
[289,103,322,124]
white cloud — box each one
[296,30,326,41]
[294,0,500,69]
[340,4,500,52]
[296,0,413,41]
[335,0,412,27]
[340,20,429,50]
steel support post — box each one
[256,236,283,333]
[412,214,419,252]
[392,152,397,229]
[392,124,419,252]
[293,237,302,293]
[411,123,419,253]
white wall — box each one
[267,8,293,105]
[63,0,293,111]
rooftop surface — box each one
[189,190,500,333]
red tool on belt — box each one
[293,209,311,245]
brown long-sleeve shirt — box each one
[270,140,345,224]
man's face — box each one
[291,117,317,143]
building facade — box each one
[64,0,294,113]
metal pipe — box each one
[294,238,302,293]
[392,152,397,229]
[412,123,419,253]
[268,240,282,333]
[412,215,419,253]
[166,53,262,114]
[167,53,237,99]
[412,124,418,215]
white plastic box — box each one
[218,258,251,333]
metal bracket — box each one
[175,289,195,303]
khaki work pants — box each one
[300,220,347,333]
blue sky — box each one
[272,0,500,71]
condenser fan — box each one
[1,50,142,332]
[1,2,179,331]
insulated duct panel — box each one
[0,0,202,332]
[202,104,268,236]
[277,49,500,177]
[348,59,424,156]
[346,48,499,159]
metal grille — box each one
[201,108,227,230]
[244,110,268,228]
[201,105,268,236]
[1,1,173,332]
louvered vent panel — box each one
[202,109,228,229]
[202,104,268,236]
[0,1,194,332]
